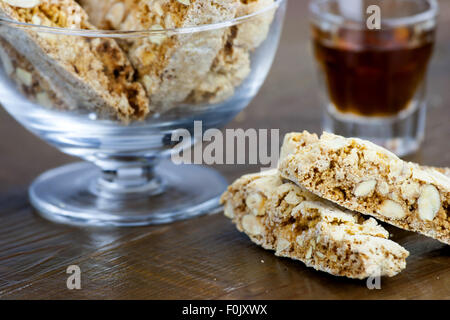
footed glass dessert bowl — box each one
[0,0,286,226]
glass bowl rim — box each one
[0,0,285,38]
[309,0,438,29]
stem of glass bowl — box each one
[89,157,165,200]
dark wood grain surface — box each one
[0,1,449,299]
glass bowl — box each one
[0,0,287,226]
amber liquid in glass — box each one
[313,27,435,117]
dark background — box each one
[0,1,448,299]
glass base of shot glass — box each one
[323,101,426,157]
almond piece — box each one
[400,181,420,201]
[305,246,313,259]
[36,92,53,108]
[105,2,125,29]
[4,0,40,8]
[316,251,325,259]
[363,149,379,163]
[284,191,302,206]
[379,200,406,219]
[152,2,164,17]
[343,149,359,167]
[31,14,42,25]
[417,185,440,221]
[377,181,389,196]
[276,184,292,196]
[354,180,377,197]
[177,0,190,5]
[241,214,264,236]
[248,174,282,196]
[245,193,265,216]
[276,238,291,253]
[388,160,406,182]
[321,133,349,150]
[223,202,234,219]
[16,68,32,86]
[0,48,14,76]
[148,25,167,45]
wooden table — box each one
[0,1,449,299]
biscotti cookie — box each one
[279,131,450,245]
[0,0,149,122]
[221,170,409,279]
[0,38,70,110]
[79,0,239,112]
[187,0,275,104]
[186,46,251,104]
[234,0,276,50]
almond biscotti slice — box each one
[79,0,239,112]
[186,45,251,104]
[279,131,450,245]
[220,170,409,279]
[0,0,149,122]
[187,0,275,104]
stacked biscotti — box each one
[0,0,150,122]
[221,169,410,279]
[221,131,449,279]
[0,0,276,120]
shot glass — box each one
[310,0,438,156]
